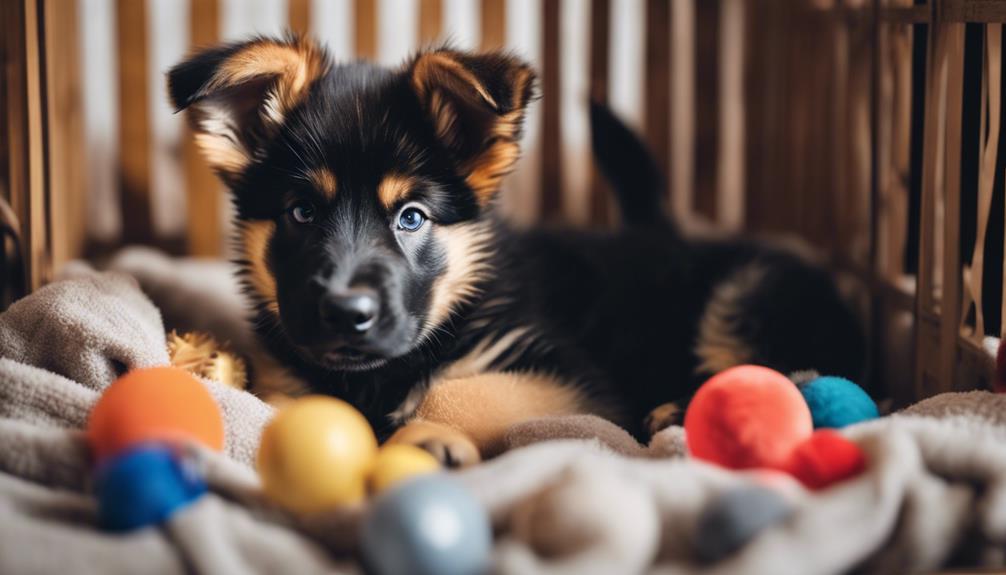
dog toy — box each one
[167,330,248,390]
[95,443,207,531]
[369,444,441,495]
[685,365,868,490]
[87,366,225,462]
[685,365,813,470]
[362,475,492,575]
[798,375,878,428]
[694,484,793,562]
[257,396,379,512]
[784,429,866,489]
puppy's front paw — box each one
[386,420,481,469]
[645,402,685,437]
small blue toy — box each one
[695,484,792,562]
[799,376,879,429]
[95,443,207,531]
[361,475,491,575]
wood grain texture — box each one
[644,0,670,191]
[288,0,310,37]
[588,0,612,226]
[539,0,563,221]
[45,0,86,269]
[356,0,377,59]
[481,0,506,51]
[116,0,152,244]
[185,0,222,256]
[419,0,443,45]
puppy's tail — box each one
[589,100,668,227]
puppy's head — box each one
[169,37,535,371]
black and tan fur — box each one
[169,36,864,467]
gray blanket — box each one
[2,261,1006,574]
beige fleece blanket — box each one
[2,254,1006,574]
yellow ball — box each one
[257,396,378,513]
[369,444,441,494]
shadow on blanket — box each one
[1,255,1005,574]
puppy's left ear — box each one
[410,50,536,204]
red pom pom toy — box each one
[685,365,868,490]
[685,365,813,470]
[783,429,866,490]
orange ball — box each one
[87,367,225,461]
[685,365,812,470]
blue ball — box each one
[362,475,491,575]
[799,376,879,429]
[695,485,792,562]
[95,443,207,531]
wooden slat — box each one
[944,0,1006,23]
[419,0,443,46]
[356,0,377,59]
[644,0,670,201]
[539,0,562,221]
[481,0,506,51]
[289,0,311,37]
[185,0,221,257]
[116,0,152,244]
[25,0,49,288]
[45,0,86,270]
[939,23,965,392]
[670,0,695,220]
[588,0,611,226]
[717,0,744,230]
[694,0,718,222]
[880,5,930,24]
[2,0,49,291]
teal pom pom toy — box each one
[798,376,878,429]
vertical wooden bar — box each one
[289,0,311,37]
[693,0,718,222]
[588,0,611,225]
[26,0,49,288]
[717,0,744,230]
[645,0,670,203]
[356,0,377,59]
[185,0,221,257]
[481,0,506,51]
[45,0,85,270]
[419,0,443,45]
[3,0,50,290]
[670,0,694,219]
[116,0,152,244]
[940,23,965,391]
[540,0,563,221]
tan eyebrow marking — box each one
[308,168,338,199]
[377,174,415,209]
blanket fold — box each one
[2,265,1005,575]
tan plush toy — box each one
[167,331,248,390]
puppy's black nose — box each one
[320,290,379,334]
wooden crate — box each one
[2,0,1005,403]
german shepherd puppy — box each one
[169,37,864,466]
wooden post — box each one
[44,0,86,271]
[2,0,50,290]
[540,0,562,221]
[645,0,670,209]
[588,0,611,226]
[185,0,221,257]
[116,0,152,244]
[356,0,377,59]
[289,0,311,37]
[419,0,443,45]
[481,0,506,51]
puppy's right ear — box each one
[168,37,328,183]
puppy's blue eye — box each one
[290,201,315,224]
[398,207,426,231]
